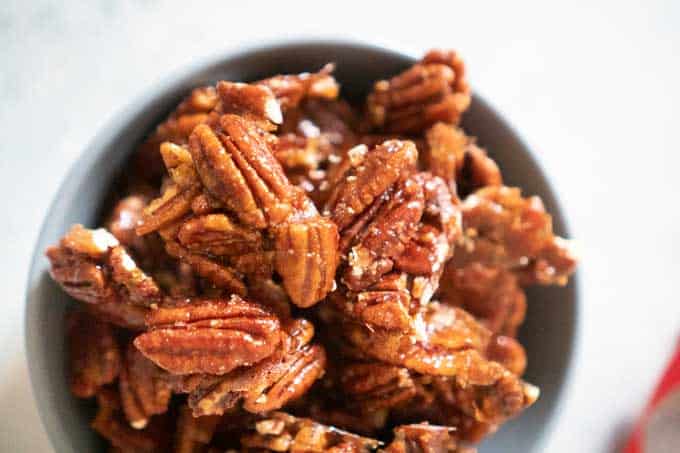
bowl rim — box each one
[24,38,581,452]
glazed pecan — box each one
[256,64,340,111]
[85,300,149,331]
[46,225,119,304]
[340,363,416,413]
[131,86,218,185]
[67,311,121,398]
[189,114,301,228]
[423,123,467,188]
[187,319,326,416]
[165,241,247,296]
[217,81,283,125]
[455,186,577,285]
[109,246,162,307]
[273,217,339,307]
[456,144,502,198]
[177,214,264,257]
[240,412,380,453]
[325,140,418,231]
[485,335,527,377]
[105,195,151,255]
[134,296,281,375]
[47,225,161,307]
[136,143,201,235]
[438,263,526,337]
[119,343,172,429]
[343,302,500,380]
[174,404,220,453]
[366,50,471,134]
[92,388,170,453]
[383,424,461,453]
[341,175,424,291]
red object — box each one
[623,340,680,453]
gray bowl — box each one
[25,41,579,452]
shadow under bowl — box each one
[25,40,579,453]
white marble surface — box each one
[2,0,680,451]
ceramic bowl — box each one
[25,41,579,452]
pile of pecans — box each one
[46,49,577,452]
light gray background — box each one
[2,1,679,451]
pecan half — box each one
[256,64,340,111]
[383,424,461,453]
[187,319,326,416]
[46,225,119,304]
[240,412,380,453]
[67,311,121,398]
[177,214,264,257]
[134,296,282,375]
[273,217,339,307]
[455,186,577,285]
[189,115,300,228]
[340,363,416,413]
[85,300,149,331]
[341,175,424,291]
[136,143,202,235]
[438,263,526,337]
[423,123,467,189]
[366,50,471,134]
[217,81,283,125]
[119,343,172,429]
[165,241,247,296]
[325,140,418,231]
[109,246,162,307]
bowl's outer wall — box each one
[25,42,577,453]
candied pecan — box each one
[421,50,470,95]
[340,363,416,413]
[341,175,424,291]
[366,51,471,134]
[240,412,380,453]
[515,235,578,286]
[177,214,264,257]
[136,143,202,235]
[130,86,218,186]
[67,311,121,398]
[342,303,504,380]
[383,424,460,453]
[165,241,247,296]
[175,404,220,453]
[217,81,282,126]
[119,343,172,429]
[325,140,418,230]
[85,300,149,331]
[46,225,119,304]
[485,335,527,376]
[189,115,301,228]
[456,144,502,197]
[273,217,339,307]
[256,64,340,111]
[105,195,151,254]
[330,285,412,332]
[134,296,282,375]
[423,123,467,187]
[455,186,577,285]
[147,86,219,146]
[109,246,162,307]
[438,263,526,337]
[92,388,170,452]
[187,319,326,416]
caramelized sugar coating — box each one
[45,49,577,452]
